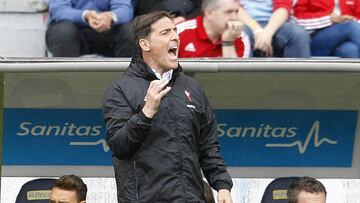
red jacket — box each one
[340,0,360,20]
[177,16,250,58]
[273,0,293,14]
[292,0,334,30]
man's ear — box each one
[203,8,213,18]
[139,38,150,52]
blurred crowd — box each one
[45,0,360,58]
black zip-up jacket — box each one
[103,57,232,202]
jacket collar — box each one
[126,56,183,85]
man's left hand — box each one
[217,189,233,203]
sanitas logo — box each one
[217,123,297,138]
[217,121,337,154]
[16,121,110,152]
[17,122,102,136]
[265,121,337,154]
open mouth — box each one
[168,45,178,58]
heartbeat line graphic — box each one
[265,121,337,154]
[70,139,110,152]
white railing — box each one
[1,58,360,72]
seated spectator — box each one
[238,0,310,57]
[46,0,136,57]
[292,0,360,58]
[177,0,251,58]
[50,175,87,203]
[134,0,202,25]
[287,176,327,203]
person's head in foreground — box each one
[287,176,327,203]
[50,175,87,203]
[132,10,180,74]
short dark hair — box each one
[132,11,174,55]
[287,176,327,203]
[53,175,87,202]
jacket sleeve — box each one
[110,0,134,24]
[341,0,360,21]
[103,81,151,160]
[354,0,360,21]
[292,0,333,30]
[273,0,292,14]
[198,90,233,191]
[235,32,251,58]
[49,0,86,25]
[293,0,333,19]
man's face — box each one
[297,191,326,203]
[206,0,240,33]
[145,16,180,72]
[50,187,80,203]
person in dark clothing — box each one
[46,0,136,57]
[103,10,233,203]
[134,0,202,24]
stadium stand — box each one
[15,178,56,203]
[0,0,48,57]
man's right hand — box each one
[84,10,112,32]
[217,189,233,203]
[142,79,171,119]
[84,10,98,24]
[221,21,243,42]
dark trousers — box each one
[46,21,136,57]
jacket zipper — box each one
[175,111,186,202]
[134,161,139,201]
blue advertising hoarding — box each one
[3,108,357,167]
[216,110,357,167]
[3,109,111,165]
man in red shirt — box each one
[177,0,250,58]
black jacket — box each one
[103,57,232,203]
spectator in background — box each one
[50,175,87,203]
[134,0,202,25]
[46,0,136,57]
[177,0,251,58]
[292,0,360,58]
[238,0,310,57]
[287,176,326,203]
